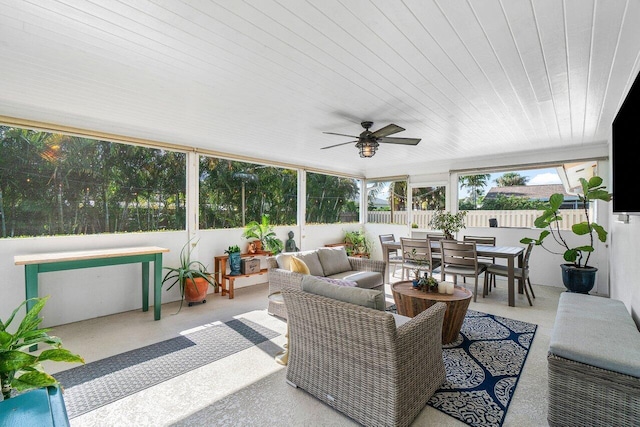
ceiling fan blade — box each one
[323,132,359,138]
[378,137,421,145]
[370,124,404,138]
[321,141,357,149]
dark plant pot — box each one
[229,252,241,276]
[412,279,420,288]
[561,264,597,294]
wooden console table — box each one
[391,280,472,344]
[14,246,169,322]
[213,252,271,299]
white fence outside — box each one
[367,209,586,229]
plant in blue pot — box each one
[408,248,430,288]
[520,176,611,294]
[1,296,84,401]
[225,245,242,276]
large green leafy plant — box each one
[520,176,611,268]
[242,214,283,254]
[1,296,84,400]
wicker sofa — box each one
[282,285,446,427]
[548,292,640,426]
[267,247,385,319]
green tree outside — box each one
[0,126,186,237]
[459,174,491,210]
[496,172,529,187]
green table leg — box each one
[24,265,39,351]
[154,253,162,320]
[142,261,149,312]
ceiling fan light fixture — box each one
[322,121,418,158]
[357,141,378,158]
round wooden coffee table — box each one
[391,281,472,344]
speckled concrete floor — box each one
[47,279,562,427]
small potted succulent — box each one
[419,274,439,293]
[225,245,242,276]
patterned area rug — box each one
[54,318,279,419]
[387,305,537,427]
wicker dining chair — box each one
[440,239,488,302]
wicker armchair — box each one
[281,288,446,427]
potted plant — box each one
[406,248,431,287]
[419,274,439,293]
[406,248,439,291]
[242,214,284,255]
[1,296,84,401]
[429,209,467,240]
[343,229,371,257]
[162,239,218,310]
[520,176,611,293]
[225,245,241,276]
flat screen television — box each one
[612,69,640,214]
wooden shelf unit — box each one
[213,252,271,299]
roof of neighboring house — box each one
[369,197,388,207]
[484,185,579,201]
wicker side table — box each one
[391,280,472,344]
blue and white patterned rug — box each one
[428,309,537,427]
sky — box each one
[503,168,561,186]
[460,167,562,197]
[371,167,563,199]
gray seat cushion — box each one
[443,265,485,275]
[314,276,357,287]
[549,292,640,378]
[391,313,412,327]
[327,271,383,290]
[317,247,352,276]
[301,275,385,311]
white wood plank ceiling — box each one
[0,0,638,177]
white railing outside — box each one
[368,209,587,229]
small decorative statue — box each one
[285,230,299,252]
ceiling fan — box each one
[321,121,421,158]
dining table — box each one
[382,240,525,307]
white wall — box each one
[0,223,372,327]
[2,231,189,327]
[610,216,640,325]
[1,214,627,328]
